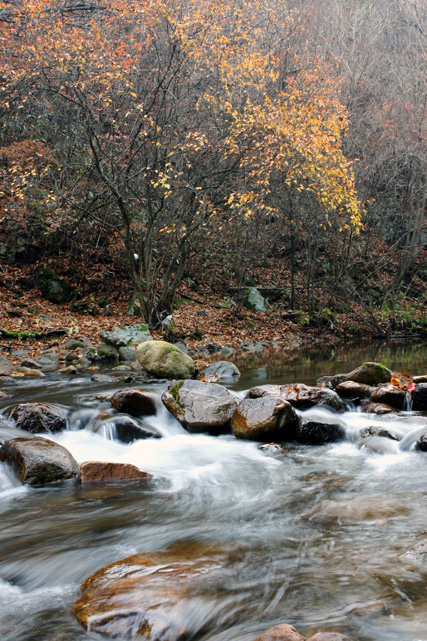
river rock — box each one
[415,433,427,451]
[231,396,299,442]
[0,436,79,485]
[412,383,427,411]
[7,402,66,433]
[253,624,306,641]
[307,634,353,641]
[371,385,406,410]
[343,361,392,386]
[202,360,241,381]
[64,339,87,350]
[119,346,137,362]
[20,358,41,370]
[100,324,152,348]
[400,538,427,565]
[137,340,196,379]
[259,443,292,457]
[96,343,119,361]
[20,366,45,377]
[80,461,152,483]
[335,381,372,402]
[359,426,400,441]
[360,401,395,414]
[107,416,161,443]
[35,351,60,372]
[0,358,14,377]
[414,375,427,384]
[295,418,345,445]
[110,389,156,417]
[72,541,238,640]
[162,380,237,434]
[249,384,345,412]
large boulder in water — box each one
[343,361,392,386]
[6,402,66,433]
[110,389,156,417]
[162,380,237,434]
[231,396,299,442]
[137,340,196,379]
[72,541,238,640]
[0,436,79,485]
[249,383,345,412]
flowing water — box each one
[0,342,427,641]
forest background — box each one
[0,0,426,349]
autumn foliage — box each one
[0,0,363,323]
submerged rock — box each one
[137,340,196,379]
[7,402,66,433]
[400,538,427,566]
[0,436,79,485]
[95,415,161,443]
[79,461,152,483]
[357,436,399,455]
[253,624,306,641]
[231,396,299,442]
[72,541,239,640]
[307,634,353,641]
[162,380,237,434]
[359,426,400,441]
[110,389,156,417]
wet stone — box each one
[72,541,241,641]
[231,396,299,442]
[80,461,152,483]
[253,624,306,641]
[307,634,353,641]
[110,389,156,417]
[7,402,66,434]
[295,418,345,445]
[0,436,79,486]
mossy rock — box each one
[343,361,392,386]
[137,340,195,379]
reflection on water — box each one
[0,342,426,641]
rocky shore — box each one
[1,338,427,641]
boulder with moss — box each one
[343,361,392,386]
[137,340,195,379]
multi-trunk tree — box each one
[1,0,361,323]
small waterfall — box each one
[404,391,413,412]
[98,421,118,441]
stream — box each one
[0,341,427,641]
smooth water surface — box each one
[0,341,426,641]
